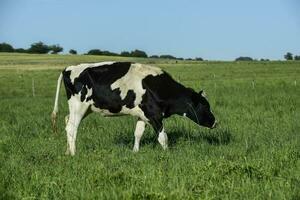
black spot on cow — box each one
[62,70,74,100]
[80,85,87,102]
[123,90,136,109]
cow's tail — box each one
[51,72,63,134]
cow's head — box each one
[185,90,217,129]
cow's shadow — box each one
[166,128,232,146]
[114,128,233,148]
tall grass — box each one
[0,53,299,199]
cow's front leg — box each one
[133,120,146,152]
[149,117,168,150]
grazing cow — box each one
[51,62,216,155]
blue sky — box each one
[0,0,299,60]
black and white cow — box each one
[51,62,216,155]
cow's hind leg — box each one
[65,98,89,156]
[133,120,146,152]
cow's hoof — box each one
[65,149,70,155]
[65,149,75,156]
[162,145,168,150]
[133,147,139,153]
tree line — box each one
[235,52,300,61]
[0,42,204,60]
[0,42,65,54]
[283,52,300,61]
[1,42,299,61]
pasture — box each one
[0,53,299,199]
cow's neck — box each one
[163,92,193,118]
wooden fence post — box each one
[32,78,35,97]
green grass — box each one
[0,53,300,199]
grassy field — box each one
[0,53,300,199]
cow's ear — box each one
[199,90,207,97]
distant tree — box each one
[87,49,103,55]
[260,58,270,61]
[49,44,63,54]
[14,48,27,53]
[160,55,176,59]
[177,57,184,60]
[28,42,51,54]
[120,51,131,57]
[69,49,77,55]
[102,50,118,56]
[284,52,293,60]
[150,55,159,58]
[0,42,14,52]
[87,49,118,56]
[235,57,253,61]
[195,57,203,61]
[185,58,193,61]
[294,55,300,60]
[130,49,148,58]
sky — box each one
[0,0,299,60]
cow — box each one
[51,62,217,156]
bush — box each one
[69,49,77,55]
[87,49,118,56]
[49,45,63,54]
[235,57,253,61]
[102,50,118,56]
[120,51,130,57]
[27,42,51,54]
[87,49,103,55]
[0,43,14,52]
[260,58,270,61]
[149,55,159,58]
[284,52,293,60]
[130,49,148,58]
[195,57,203,61]
[294,55,300,60]
[160,55,176,59]
[14,48,27,53]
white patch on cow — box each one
[111,63,163,106]
[158,128,168,150]
[119,106,148,122]
[85,87,93,102]
[66,61,115,84]
[133,120,146,152]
